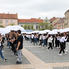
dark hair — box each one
[11,30,14,32]
[17,30,21,34]
[15,31,17,33]
[60,33,63,37]
[48,34,51,37]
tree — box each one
[39,22,44,29]
[31,24,34,30]
[39,22,53,30]
[49,25,53,31]
[39,22,49,30]
[21,25,23,27]
[27,25,30,29]
[23,24,28,29]
[0,25,4,28]
[8,23,15,26]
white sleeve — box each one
[64,38,67,41]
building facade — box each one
[49,17,60,29]
[64,10,69,28]
[57,18,65,29]
[18,18,44,30]
[0,13,18,27]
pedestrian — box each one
[0,34,7,62]
[39,34,43,46]
[43,34,48,49]
[48,35,53,49]
[16,30,23,64]
[59,33,67,55]
[34,34,38,45]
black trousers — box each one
[56,40,59,47]
[59,42,65,54]
[52,40,54,47]
[64,42,66,49]
[48,43,53,49]
[31,38,34,43]
[39,40,43,46]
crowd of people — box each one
[23,32,69,55]
[0,30,23,64]
[0,30,69,64]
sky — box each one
[0,0,69,19]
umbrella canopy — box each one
[63,28,69,32]
[32,30,39,33]
[39,31,46,34]
[44,29,50,32]
[48,31,58,34]
[5,25,26,33]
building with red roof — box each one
[0,12,18,27]
[54,18,65,29]
[18,18,44,30]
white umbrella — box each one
[58,29,65,33]
[63,28,69,32]
[5,25,26,32]
[32,30,39,33]
[39,31,46,34]
[48,31,58,34]
[44,29,50,32]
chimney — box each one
[38,17,41,19]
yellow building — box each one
[0,13,18,27]
[64,10,69,28]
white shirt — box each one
[32,35,34,38]
[48,37,53,43]
[43,36,45,40]
[59,37,67,42]
[57,36,60,40]
[39,35,43,40]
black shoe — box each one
[16,61,22,64]
[4,59,7,62]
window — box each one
[36,26,38,29]
[58,25,61,27]
[11,20,14,23]
[6,20,8,23]
[62,25,63,29]
[0,20,2,23]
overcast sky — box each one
[0,0,69,19]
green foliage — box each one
[23,24,34,30]
[27,25,30,29]
[39,22,53,30]
[0,25,4,28]
[8,23,15,26]
[49,25,53,31]
[23,24,27,29]
[21,25,23,27]
[31,24,33,30]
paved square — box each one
[0,41,69,69]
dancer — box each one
[48,35,53,49]
[0,34,7,62]
[16,30,23,64]
[59,34,67,55]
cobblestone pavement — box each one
[0,40,69,69]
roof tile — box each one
[18,18,44,23]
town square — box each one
[0,0,69,69]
